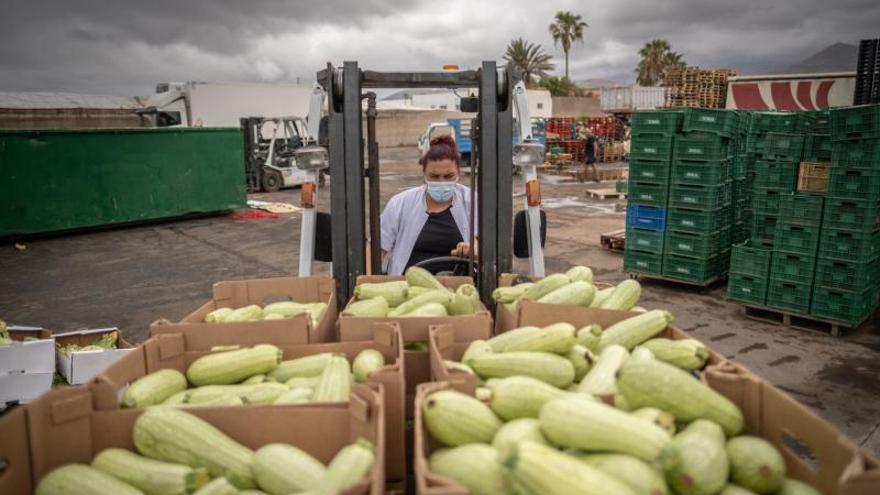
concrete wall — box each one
[0,108,145,129]
[527,89,553,118]
[551,96,606,117]
[371,109,470,147]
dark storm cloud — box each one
[0,0,877,95]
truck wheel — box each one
[261,170,282,192]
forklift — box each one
[241,86,327,193]
[292,62,547,306]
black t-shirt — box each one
[584,135,597,159]
[406,207,463,271]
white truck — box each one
[139,81,315,128]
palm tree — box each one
[503,38,555,87]
[549,11,588,79]
[636,39,686,86]
[536,76,583,97]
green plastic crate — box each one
[770,252,816,284]
[727,273,769,305]
[810,286,877,323]
[666,206,730,233]
[831,140,880,165]
[818,227,880,262]
[624,248,664,275]
[631,111,682,136]
[730,241,773,277]
[831,105,880,141]
[804,134,832,162]
[674,134,731,162]
[749,112,801,134]
[626,228,665,254]
[671,160,730,185]
[662,252,726,282]
[665,229,731,258]
[774,221,820,255]
[669,182,731,209]
[767,278,812,314]
[828,167,880,201]
[629,160,671,182]
[778,193,824,226]
[762,132,805,160]
[753,160,798,191]
[630,135,674,162]
[751,214,778,244]
[814,257,880,292]
[822,198,880,230]
[628,181,669,208]
[682,109,738,137]
[753,188,784,216]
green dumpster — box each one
[0,127,247,236]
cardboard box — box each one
[427,324,481,396]
[54,328,135,385]
[0,326,55,374]
[0,406,33,495]
[150,276,338,345]
[338,275,493,417]
[19,383,385,495]
[414,373,880,495]
[91,322,407,486]
[0,326,55,404]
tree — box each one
[549,11,588,79]
[503,38,554,87]
[537,76,584,97]
[636,39,686,86]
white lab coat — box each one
[380,184,476,275]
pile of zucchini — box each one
[36,407,375,495]
[204,301,328,327]
[494,267,647,313]
[120,345,386,408]
[343,266,481,317]
[425,318,823,495]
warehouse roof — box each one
[0,92,144,109]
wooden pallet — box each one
[628,272,725,290]
[600,229,625,252]
[586,188,627,199]
[737,303,871,337]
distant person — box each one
[582,127,599,182]
[380,135,476,275]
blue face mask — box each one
[426,180,456,203]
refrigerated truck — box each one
[139,81,314,127]
[725,72,856,110]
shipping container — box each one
[600,85,668,112]
[0,127,246,237]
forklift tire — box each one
[261,170,282,192]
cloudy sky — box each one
[0,0,877,96]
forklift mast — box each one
[317,61,515,305]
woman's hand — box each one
[451,241,477,257]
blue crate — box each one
[626,204,667,231]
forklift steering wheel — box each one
[413,256,479,280]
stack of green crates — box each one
[747,113,802,246]
[812,105,880,323]
[727,240,773,305]
[766,194,823,314]
[731,111,754,243]
[662,109,737,283]
[624,110,682,276]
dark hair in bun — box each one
[420,134,461,169]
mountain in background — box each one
[782,42,858,74]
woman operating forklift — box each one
[380,135,477,275]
